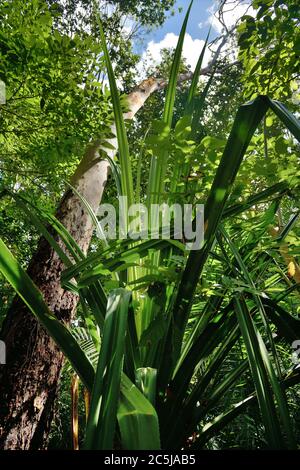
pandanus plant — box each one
[1,2,300,449]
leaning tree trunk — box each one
[0,55,221,448]
[0,151,111,449]
[0,77,171,449]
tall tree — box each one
[0,0,177,449]
[0,0,239,449]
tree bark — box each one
[0,65,219,449]
[0,155,110,449]
[0,76,176,449]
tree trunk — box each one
[0,76,172,449]
[0,154,110,449]
[0,66,217,448]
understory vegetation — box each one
[0,0,300,450]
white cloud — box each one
[137,32,212,77]
[136,1,257,80]
[206,1,255,33]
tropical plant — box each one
[0,0,180,448]
[1,1,300,450]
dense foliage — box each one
[0,0,300,450]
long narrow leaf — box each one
[0,238,95,390]
[117,374,161,450]
[160,96,270,386]
[96,13,134,205]
[84,288,130,449]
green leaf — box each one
[118,374,161,450]
[160,96,269,386]
[84,289,130,449]
[185,28,210,113]
[163,0,194,127]
[96,13,134,205]
[266,97,300,141]
[151,0,194,201]
[234,296,295,449]
[266,115,273,127]
[135,367,157,406]
[200,135,226,150]
[0,238,95,390]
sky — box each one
[134,0,254,75]
[136,0,214,48]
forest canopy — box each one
[0,0,300,453]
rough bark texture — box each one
[0,156,110,449]
[0,68,218,449]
